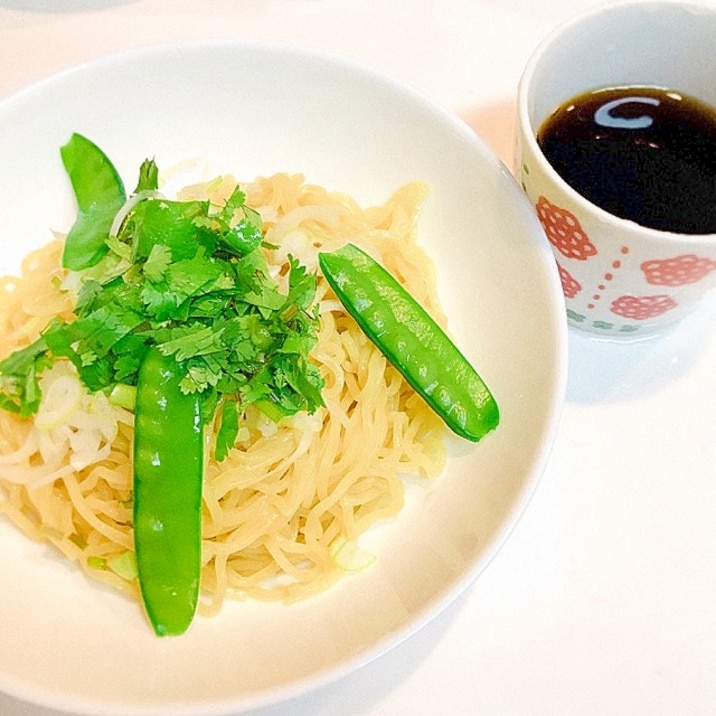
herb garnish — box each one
[0,133,325,460]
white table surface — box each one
[1,1,715,714]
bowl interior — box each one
[0,40,567,716]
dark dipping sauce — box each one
[536,86,716,234]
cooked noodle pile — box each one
[0,173,446,616]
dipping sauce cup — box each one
[515,0,716,337]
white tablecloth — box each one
[1,1,715,714]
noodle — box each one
[0,173,447,618]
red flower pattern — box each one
[641,255,716,286]
[557,262,581,299]
[610,294,678,320]
[536,196,597,261]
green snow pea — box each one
[60,133,127,270]
[318,243,499,442]
[133,346,203,636]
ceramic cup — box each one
[515,0,716,337]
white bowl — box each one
[0,40,567,716]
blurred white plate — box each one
[0,41,567,716]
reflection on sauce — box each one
[537,86,716,234]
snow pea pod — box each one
[60,133,126,270]
[133,346,203,636]
[318,243,499,442]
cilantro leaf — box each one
[143,244,172,282]
[128,198,216,261]
[0,338,51,416]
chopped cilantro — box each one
[0,154,325,460]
